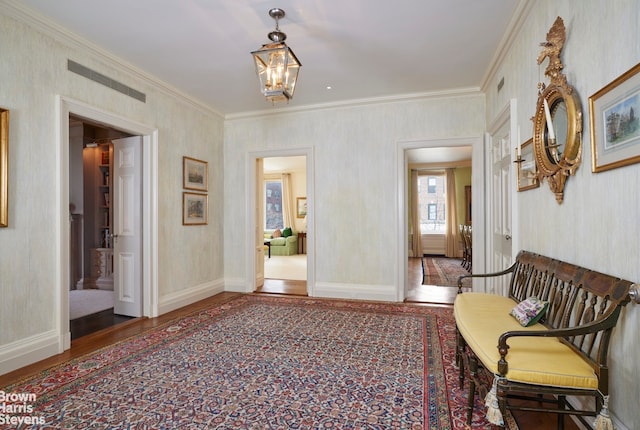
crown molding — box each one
[0,0,224,119]
[225,86,484,120]
[480,0,535,94]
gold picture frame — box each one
[183,156,208,191]
[183,192,208,225]
[296,197,307,218]
[1,107,8,227]
[590,62,640,173]
[517,138,540,191]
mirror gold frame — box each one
[532,17,583,204]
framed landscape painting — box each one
[296,197,307,218]
[590,62,640,172]
[183,156,208,191]
[183,192,208,225]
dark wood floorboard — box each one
[70,308,134,340]
[2,263,579,429]
[256,278,307,296]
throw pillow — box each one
[510,297,549,327]
[282,227,293,238]
[272,229,282,238]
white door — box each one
[488,118,513,295]
[112,136,143,316]
[255,158,265,288]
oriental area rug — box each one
[423,257,470,287]
[3,295,516,429]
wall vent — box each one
[67,60,146,103]
[497,77,505,92]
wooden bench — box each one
[454,250,634,429]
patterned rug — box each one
[423,257,470,287]
[3,295,515,429]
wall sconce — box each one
[251,8,302,104]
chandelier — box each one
[251,8,301,104]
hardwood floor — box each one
[405,256,468,305]
[1,264,580,429]
[70,308,134,340]
[256,278,308,296]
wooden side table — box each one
[298,232,306,254]
[264,239,272,258]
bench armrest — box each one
[496,307,622,376]
[457,263,516,294]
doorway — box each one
[68,118,138,338]
[403,146,472,304]
[255,156,308,296]
[57,96,158,351]
[396,137,485,303]
[246,148,314,297]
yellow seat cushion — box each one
[454,292,597,390]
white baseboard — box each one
[0,330,61,376]
[157,279,225,315]
[224,277,253,293]
[313,282,398,302]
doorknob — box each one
[110,233,119,244]
[505,234,512,240]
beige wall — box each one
[224,95,485,298]
[0,9,224,354]
[484,1,640,428]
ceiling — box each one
[263,156,306,173]
[14,0,523,116]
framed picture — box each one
[0,107,8,228]
[296,197,307,218]
[517,138,540,191]
[590,62,640,173]
[183,192,208,225]
[183,156,208,191]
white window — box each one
[265,180,283,230]
[418,174,446,233]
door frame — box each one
[396,136,485,301]
[245,147,314,295]
[56,95,159,351]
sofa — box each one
[264,228,298,256]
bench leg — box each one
[557,395,565,430]
[467,355,478,424]
[455,329,466,389]
[496,379,507,429]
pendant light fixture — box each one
[251,8,302,104]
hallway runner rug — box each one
[423,257,470,287]
[3,295,516,429]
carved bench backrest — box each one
[508,251,633,368]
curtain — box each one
[410,170,422,258]
[281,173,295,229]
[445,168,459,257]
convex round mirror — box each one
[533,84,582,177]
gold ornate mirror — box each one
[532,17,583,204]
